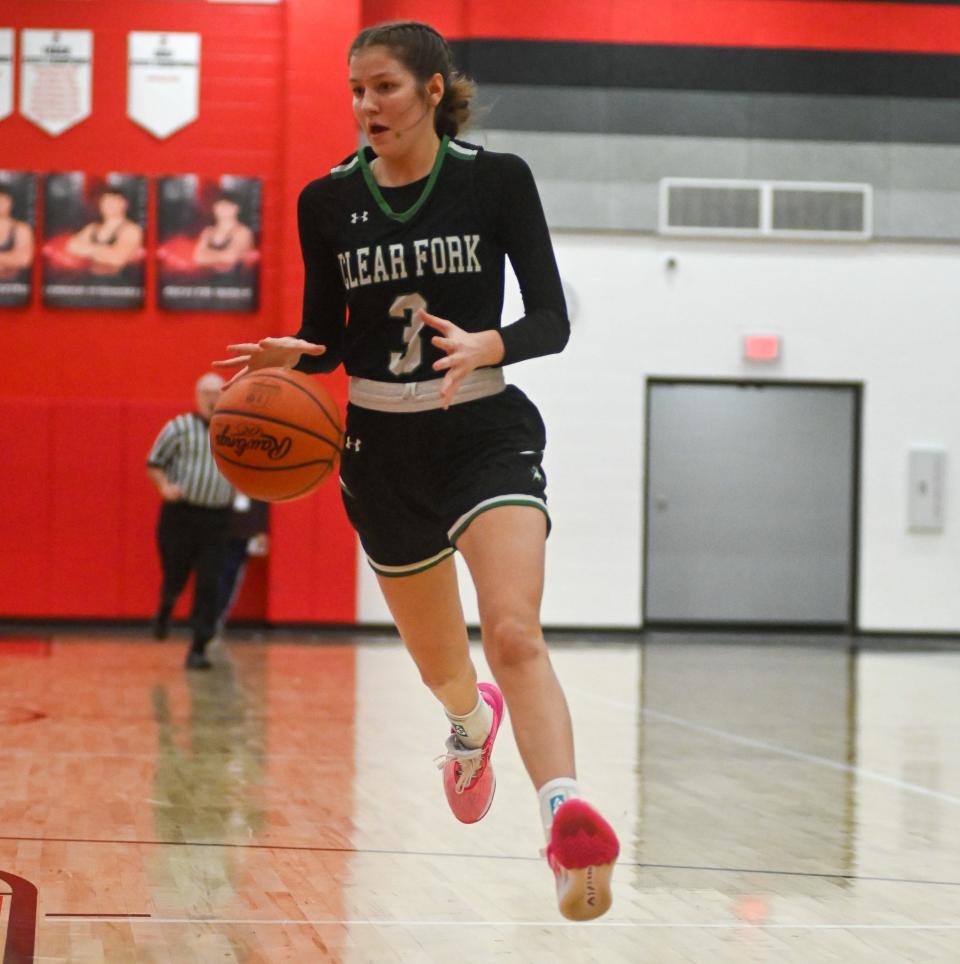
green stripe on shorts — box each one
[367,546,456,578]
[448,496,550,546]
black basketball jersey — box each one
[294,136,568,382]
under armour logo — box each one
[344,435,362,452]
[351,211,368,224]
[531,466,543,483]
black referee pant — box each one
[155,501,232,648]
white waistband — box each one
[348,368,505,413]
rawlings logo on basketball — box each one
[215,424,293,460]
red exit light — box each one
[744,334,781,362]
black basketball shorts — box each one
[338,385,550,576]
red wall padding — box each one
[49,403,126,615]
[0,399,168,618]
[0,398,350,621]
[0,402,53,615]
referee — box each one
[147,372,234,669]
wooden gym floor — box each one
[0,628,958,963]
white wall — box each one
[358,233,960,631]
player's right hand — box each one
[212,336,326,387]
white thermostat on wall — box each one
[908,447,946,532]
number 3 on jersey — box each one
[388,293,427,376]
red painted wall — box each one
[1,0,359,622]
[365,0,960,53]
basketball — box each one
[209,367,342,502]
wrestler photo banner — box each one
[0,171,36,307]
[42,172,147,309]
[157,174,261,312]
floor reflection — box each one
[854,647,960,882]
[638,634,857,880]
[149,654,267,910]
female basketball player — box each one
[215,20,619,920]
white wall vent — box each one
[659,178,872,240]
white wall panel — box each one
[358,233,960,631]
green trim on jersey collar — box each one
[446,140,479,160]
[359,134,450,223]
[331,155,360,179]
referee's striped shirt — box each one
[147,413,234,508]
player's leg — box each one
[154,503,195,638]
[343,399,502,822]
[457,504,619,920]
[456,506,572,785]
[376,557,476,713]
[186,509,230,669]
[376,557,504,823]
[216,538,250,631]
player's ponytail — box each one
[349,21,476,139]
[435,70,474,139]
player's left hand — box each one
[421,310,505,410]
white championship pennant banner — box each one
[20,29,92,136]
[128,32,200,139]
[0,30,13,122]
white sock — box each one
[445,692,492,749]
[538,777,581,841]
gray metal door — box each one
[645,382,857,625]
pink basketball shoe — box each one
[546,799,619,920]
[436,682,504,824]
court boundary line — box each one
[41,917,960,930]
[44,913,151,918]
[1,836,957,888]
